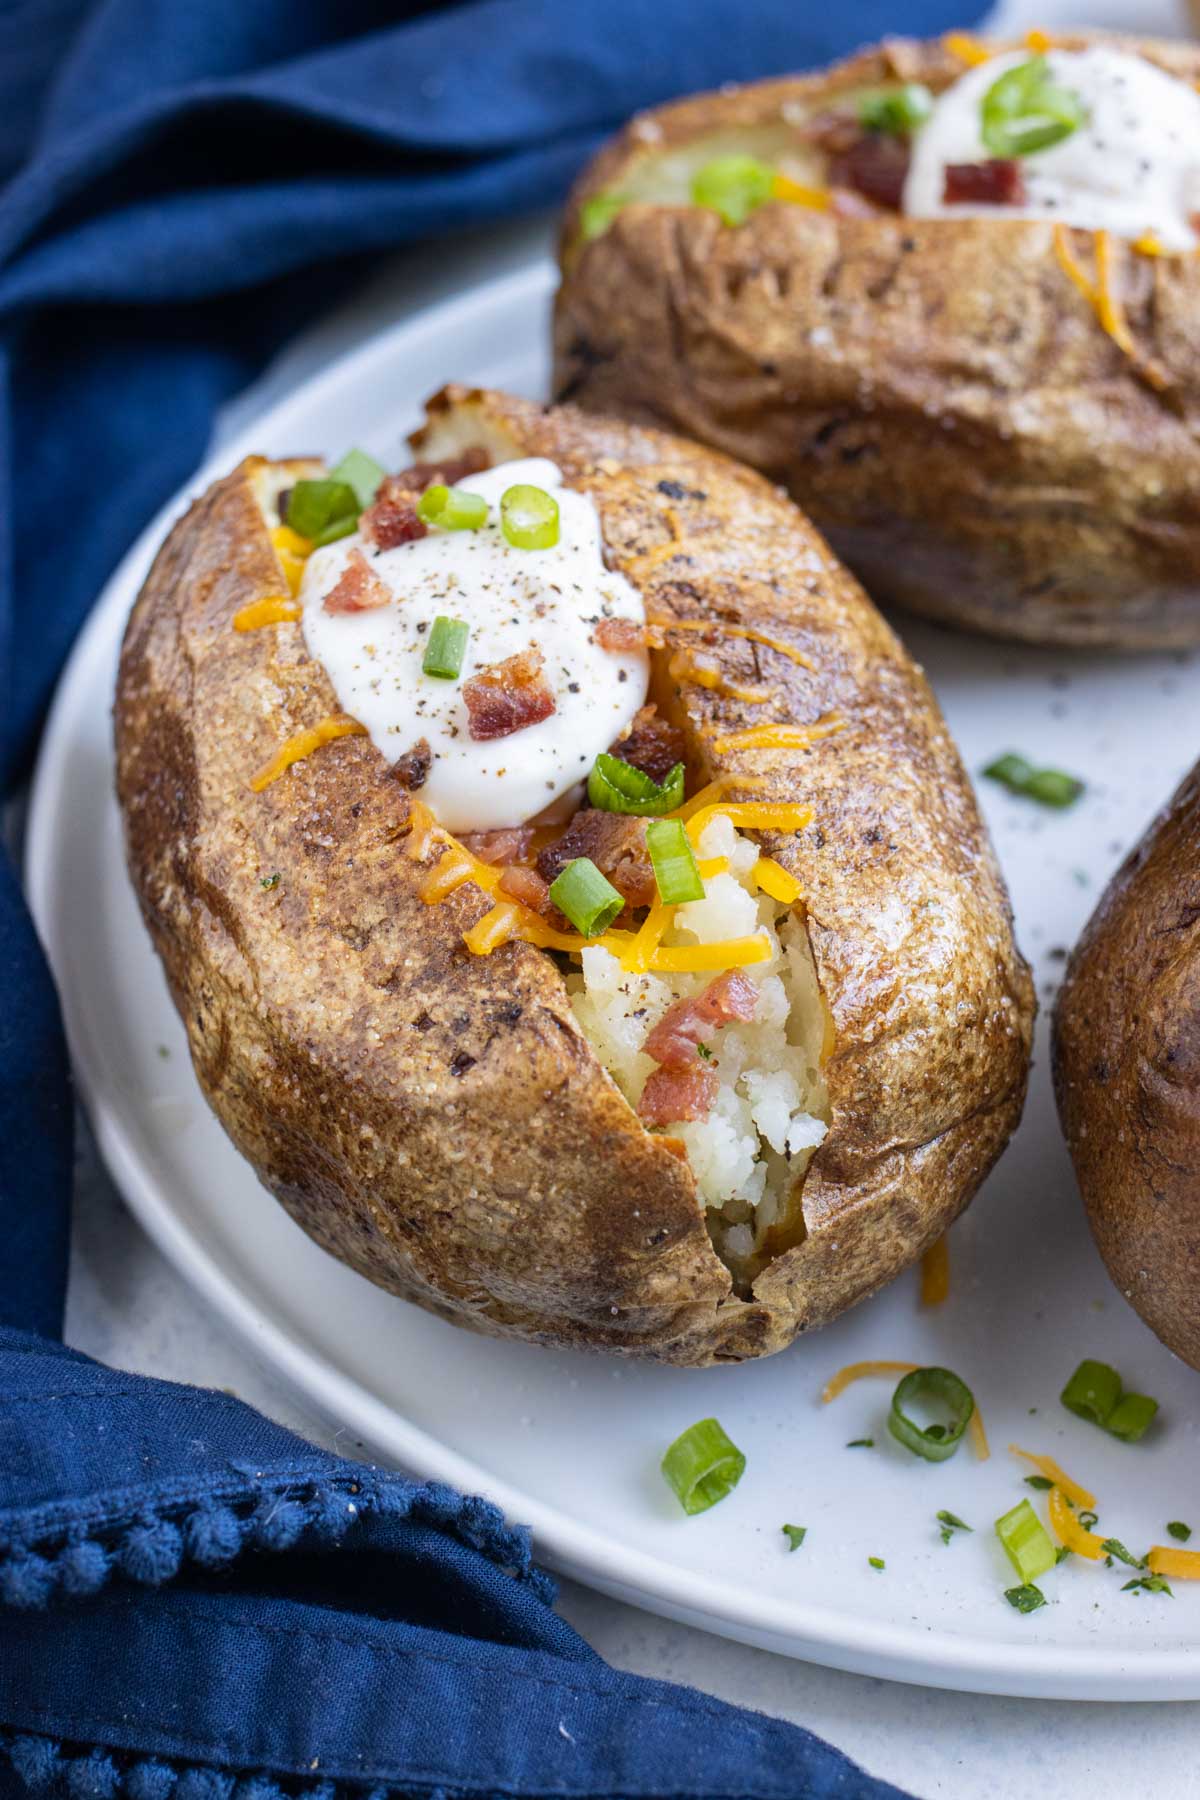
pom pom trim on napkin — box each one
[0,1468,555,1612]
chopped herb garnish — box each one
[1123,1574,1173,1598]
[1168,1521,1193,1543]
[696,1042,713,1061]
[984,752,1083,809]
[782,1524,807,1552]
[1078,1510,1099,1532]
[868,1556,885,1570]
[1024,1475,1054,1491]
[937,1509,972,1546]
[260,873,280,890]
[847,1438,874,1449]
[859,83,933,135]
[1004,1583,1047,1614]
[1101,1538,1143,1569]
[888,1366,974,1462]
[1055,1545,1072,1564]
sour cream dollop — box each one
[903,46,1200,250]
[300,458,649,833]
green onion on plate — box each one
[983,752,1083,809]
[1060,1359,1158,1442]
[661,1418,746,1515]
[995,1499,1057,1584]
[782,1524,807,1552]
[1004,1583,1047,1614]
[888,1367,975,1463]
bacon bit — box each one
[463,647,556,741]
[323,548,393,615]
[943,159,1026,206]
[828,133,910,211]
[829,187,882,220]
[391,448,491,492]
[608,704,686,784]
[642,969,759,1069]
[595,616,645,653]
[393,738,432,792]
[498,864,552,913]
[462,826,535,866]
[638,1063,720,1126]
[360,478,428,551]
[538,810,656,909]
[798,110,863,157]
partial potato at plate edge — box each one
[114,385,1033,1365]
[1054,764,1200,1369]
[555,30,1200,650]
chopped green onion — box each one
[646,818,704,905]
[329,448,386,510]
[422,616,469,681]
[548,857,624,937]
[868,1556,885,1570]
[1107,1392,1159,1442]
[980,55,1087,159]
[782,1524,807,1552]
[691,154,776,227]
[661,1418,746,1515]
[696,1042,713,1061]
[1060,1360,1159,1442]
[1101,1538,1143,1569]
[259,872,280,891]
[580,191,627,241]
[859,83,934,135]
[587,752,685,817]
[1061,1359,1123,1429]
[500,483,560,550]
[1168,1521,1192,1543]
[995,1499,1057,1583]
[847,1438,874,1449]
[1004,1583,1047,1614]
[417,483,489,531]
[1055,1545,1072,1564]
[888,1367,975,1463]
[1124,1574,1174,1597]
[983,753,1083,809]
[286,478,361,546]
[1078,1509,1099,1532]
[937,1510,971,1546]
[1024,1475,1054,1491]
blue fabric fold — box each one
[0,2,979,1792]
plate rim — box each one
[25,254,1200,1701]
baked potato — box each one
[114,385,1033,1365]
[555,30,1200,650]
[1054,763,1200,1369]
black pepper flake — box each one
[449,1050,477,1077]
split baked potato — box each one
[1054,765,1200,1369]
[115,386,1033,1365]
[555,31,1200,649]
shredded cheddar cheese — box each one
[823,1359,989,1459]
[249,715,366,791]
[667,648,771,705]
[630,508,685,579]
[233,595,302,632]
[920,1235,950,1307]
[1133,231,1167,257]
[1046,1484,1106,1561]
[1146,1546,1200,1580]
[270,524,313,597]
[684,800,814,845]
[1024,27,1053,52]
[1008,1446,1095,1511]
[751,856,802,904]
[649,936,772,973]
[1053,225,1170,393]
[652,617,816,672]
[942,30,992,66]
[772,172,830,211]
[711,714,844,756]
[674,775,769,821]
[621,897,677,972]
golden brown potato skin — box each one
[555,34,1200,650]
[114,386,1033,1364]
[1054,765,1200,1368]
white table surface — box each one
[62,4,1200,1793]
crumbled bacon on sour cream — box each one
[322,548,393,615]
[462,647,556,741]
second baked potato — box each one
[556,31,1200,649]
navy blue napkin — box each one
[0,3,977,1793]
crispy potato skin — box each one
[555,34,1200,650]
[1054,766,1200,1367]
[115,387,1033,1363]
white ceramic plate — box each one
[26,259,1200,1700]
